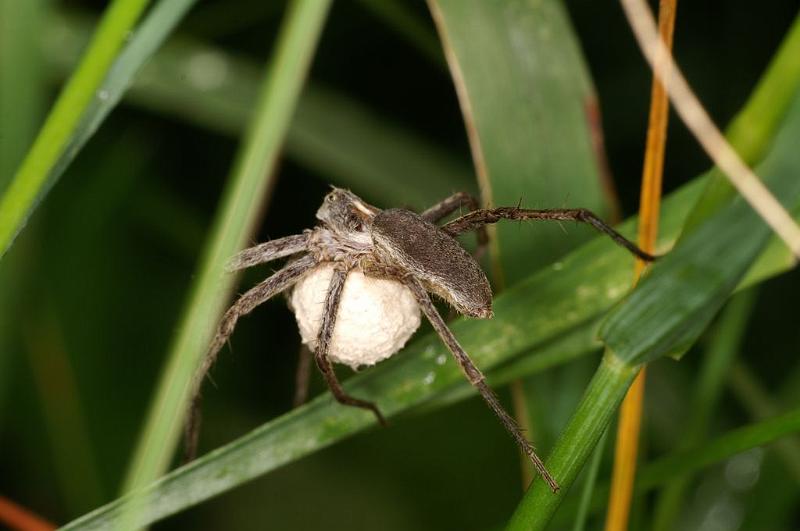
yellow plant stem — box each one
[606,366,647,530]
[605,0,677,529]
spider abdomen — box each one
[371,209,493,318]
[291,264,421,369]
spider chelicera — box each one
[185,187,655,492]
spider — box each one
[185,187,655,492]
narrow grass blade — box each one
[506,88,800,530]
[621,0,800,256]
[573,430,608,531]
[508,354,640,530]
[599,92,800,366]
[681,12,800,231]
[49,0,200,179]
[63,34,800,525]
[606,2,676,524]
[430,0,609,281]
[0,0,151,258]
[428,0,612,485]
[120,0,331,508]
[691,13,800,286]
[732,362,800,530]
[555,403,800,523]
[44,10,471,209]
[425,319,603,412]
[728,362,800,481]
[61,156,800,530]
[639,406,800,492]
[61,172,702,529]
[58,272,637,530]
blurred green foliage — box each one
[1,1,800,530]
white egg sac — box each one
[291,264,421,369]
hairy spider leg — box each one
[314,266,388,426]
[404,278,560,493]
[184,253,317,461]
[225,233,310,272]
[421,192,489,259]
[441,207,657,262]
[227,233,317,408]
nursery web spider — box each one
[185,188,655,492]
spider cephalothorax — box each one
[315,187,376,236]
[186,187,656,492]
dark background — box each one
[2,1,799,529]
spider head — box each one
[317,188,378,233]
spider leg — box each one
[421,192,488,259]
[441,207,657,262]
[184,254,317,461]
[314,266,388,426]
[404,277,560,493]
[292,344,313,407]
[421,191,480,221]
[225,233,310,272]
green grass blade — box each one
[426,319,603,412]
[44,10,470,209]
[428,0,612,483]
[430,0,609,282]
[61,172,701,529]
[601,16,800,363]
[55,0,200,167]
[599,91,800,366]
[554,403,800,523]
[638,406,800,492]
[508,354,639,530]
[684,12,800,230]
[687,13,800,301]
[63,27,800,523]
[61,157,800,530]
[120,0,331,508]
[57,281,633,530]
[730,362,800,530]
[0,0,151,258]
[506,89,800,531]
[728,362,800,481]
[572,430,608,531]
